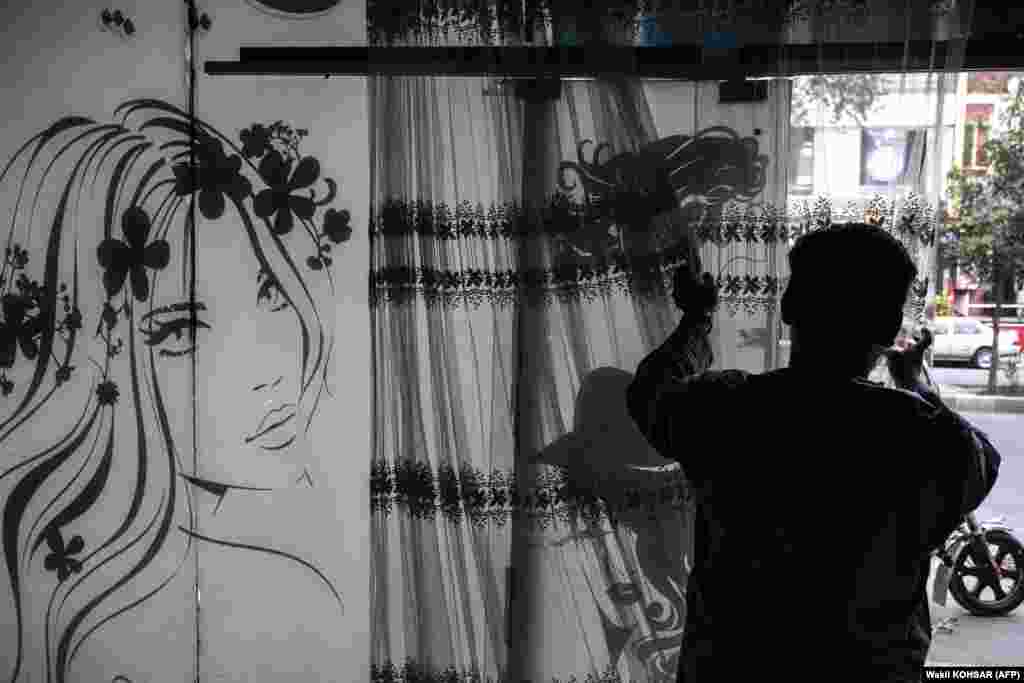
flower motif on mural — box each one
[172,133,253,220]
[96,379,120,406]
[254,151,319,235]
[43,529,84,582]
[240,123,272,158]
[322,208,352,244]
[308,207,354,270]
[96,207,171,302]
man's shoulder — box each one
[689,368,752,392]
[852,379,945,418]
[754,369,944,416]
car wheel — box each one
[973,347,993,369]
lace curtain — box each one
[369,3,972,682]
[368,74,707,683]
[368,54,787,683]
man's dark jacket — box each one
[626,318,1001,682]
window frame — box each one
[954,320,981,335]
[962,104,994,171]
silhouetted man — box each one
[626,223,1001,682]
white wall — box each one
[192,78,369,683]
[193,4,368,681]
[0,3,195,681]
[0,1,370,682]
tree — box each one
[945,78,1024,391]
[790,73,892,127]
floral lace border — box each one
[371,659,624,683]
[369,266,928,314]
[369,195,937,247]
[370,459,692,527]
[369,194,935,311]
[368,266,782,310]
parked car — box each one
[928,317,1021,369]
[984,321,1024,351]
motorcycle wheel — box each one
[949,529,1024,616]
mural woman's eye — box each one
[138,302,211,357]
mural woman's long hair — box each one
[552,126,768,284]
[0,99,347,683]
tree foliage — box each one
[790,73,891,127]
[945,78,1024,299]
[945,77,1024,390]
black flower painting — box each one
[253,152,319,235]
[43,529,84,582]
[0,293,44,368]
[97,207,171,302]
[240,123,272,158]
[322,208,352,244]
[96,379,120,406]
[172,134,253,220]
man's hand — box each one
[671,249,717,316]
[884,328,941,405]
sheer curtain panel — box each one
[368,2,974,682]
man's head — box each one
[781,223,917,356]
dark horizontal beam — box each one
[205,36,1024,78]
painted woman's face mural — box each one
[0,100,348,682]
[191,120,348,488]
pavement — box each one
[921,412,1024,668]
[925,554,1024,667]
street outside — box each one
[931,363,1022,392]
[924,408,1024,667]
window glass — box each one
[788,127,814,194]
[963,104,994,170]
[884,73,938,93]
[955,320,979,335]
[860,128,924,188]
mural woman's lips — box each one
[244,401,297,449]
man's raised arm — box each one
[626,269,722,474]
[885,330,1002,549]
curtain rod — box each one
[205,38,1019,77]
